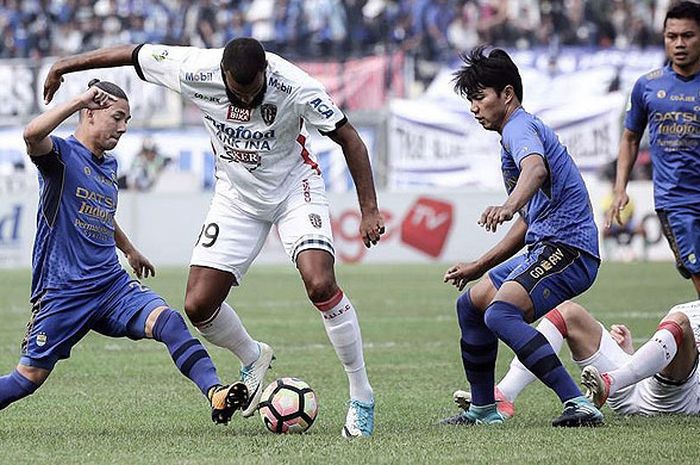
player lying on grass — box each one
[451,300,700,417]
[0,80,248,424]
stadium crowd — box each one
[0,0,675,61]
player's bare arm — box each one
[326,122,385,248]
[24,87,117,156]
[479,155,547,233]
[606,128,643,229]
[44,45,137,104]
[114,220,155,279]
[444,217,527,290]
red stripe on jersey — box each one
[297,133,321,175]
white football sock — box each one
[195,301,260,366]
[497,317,565,402]
[317,291,373,404]
[607,328,678,393]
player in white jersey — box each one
[44,38,385,437]
[451,300,700,417]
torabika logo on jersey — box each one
[261,104,277,126]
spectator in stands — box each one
[124,138,170,192]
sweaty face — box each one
[467,87,509,132]
[88,98,131,151]
[223,69,267,109]
[664,18,700,73]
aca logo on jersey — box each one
[308,98,335,119]
[400,197,454,258]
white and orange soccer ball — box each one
[258,377,318,434]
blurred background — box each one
[0,0,677,269]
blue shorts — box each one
[488,242,600,320]
[657,207,700,278]
[20,271,166,370]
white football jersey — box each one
[133,44,346,213]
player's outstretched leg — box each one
[314,288,375,437]
[151,307,247,423]
[0,368,42,410]
[583,316,686,408]
[483,301,603,427]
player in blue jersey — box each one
[442,46,603,427]
[0,80,248,424]
[606,2,700,297]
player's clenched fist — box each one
[360,209,385,248]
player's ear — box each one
[503,85,514,104]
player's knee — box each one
[661,312,691,347]
[16,364,50,387]
[304,275,338,303]
[456,291,481,327]
[555,301,586,329]
[184,292,219,323]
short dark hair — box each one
[87,78,128,101]
[664,1,700,28]
[452,45,523,103]
[221,38,267,85]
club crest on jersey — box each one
[36,332,47,347]
[227,105,251,122]
[309,213,322,229]
[260,103,277,126]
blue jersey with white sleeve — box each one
[29,135,122,301]
[624,65,700,210]
[500,108,599,258]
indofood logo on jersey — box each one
[206,115,275,149]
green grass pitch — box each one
[1,262,698,465]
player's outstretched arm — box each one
[24,87,117,156]
[444,218,527,290]
[327,122,385,248]
[479,155,547,233]
[114,220,156,279]
[605,129,643,229]
[44,45,138,104]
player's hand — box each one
[609,324,634,355]
[605,190,630,229]
[478,205,514,232]
[127,250,156,279]
[360,209,385,248]
[78,87,118,110]
[443,262,485,291]
[44,64,65,105]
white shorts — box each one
[575,305,700,416]
[190,175,334,284]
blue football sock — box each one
[456,292,498,406]
[0,369,40,410]
[152,309,221,397]
[484,301,582,403]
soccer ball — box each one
[258,377,318,434]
